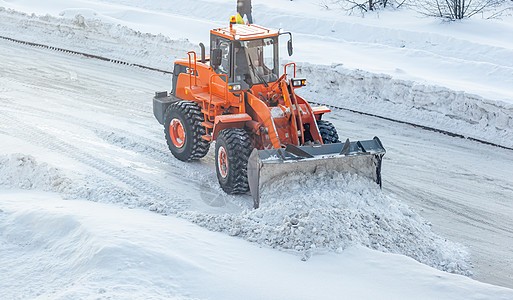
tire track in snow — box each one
[386,180,513,235]
[0,110,189,212]
[0,100,220,192]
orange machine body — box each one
[171,23,330,150]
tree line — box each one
[319,0,512,20]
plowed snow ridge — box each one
[0,8,511,148]
[0,154,471,275]
[181,170,471,275]
[0,153,156,206]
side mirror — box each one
[287,39,293,56]
[211,49,222,67]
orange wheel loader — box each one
[153,19,386,208]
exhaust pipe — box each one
[199,43,206,63]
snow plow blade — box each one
[247,137,386,208]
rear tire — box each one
[215,128,252,194]
[164,101,209,161]
[317,120,340,144]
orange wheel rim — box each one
[169,118,185,148]
[218,146,228,178]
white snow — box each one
[181,170,471,275]
[1,190,512,300]
[0,3,511,148]
[1,0,513,298]
[0,151,471,276]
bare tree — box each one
[321,0,508,18]
[413,0,506,19]
[323,0,407,15]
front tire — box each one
[215,128,253,194]
[164,101,209,161]
[317,120,340,144]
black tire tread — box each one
[317,120,340,144]
[216,128,252,194]
[164,101,209,161]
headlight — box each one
[291,78,306,88]
[228,83,242,92]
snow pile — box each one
[3,195,510,300]
[181,170,472,275]
[297,63,513,148]
[0,154,150,208]
[0,200,184,299]
[1,153,471,275]
[0,8,195,69]
[0,154,73,193]
[0,206,99,299]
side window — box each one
[219,41,230,75]
[211,35,231,77]
[262,39,274,71]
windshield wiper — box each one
[247,54,269,87]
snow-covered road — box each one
[0,38,246,214]
[2,7,512,148]
[1,32,512,291]
[326,96,513,288]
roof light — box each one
[229,15,236,30]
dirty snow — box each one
[0,153,472,275]
[181,170,471,275]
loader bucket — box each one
[247,137,386,208]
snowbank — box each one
[1,8,510,148]
[0,153,472,276]
[0,153,151,208]
[2,192,511,300]
[297,64,513,148]
[0,7,196,70]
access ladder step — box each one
[194,92,226,105]
[201,121,214,128]
[202,134,212,141]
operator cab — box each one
[210,23,292,90]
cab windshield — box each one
[234,37,279,87]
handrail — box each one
[208,74,228,120]
[289,82,305,145]
[280,81,300,146]
[284,62,296,78]
[187,51,198,88]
